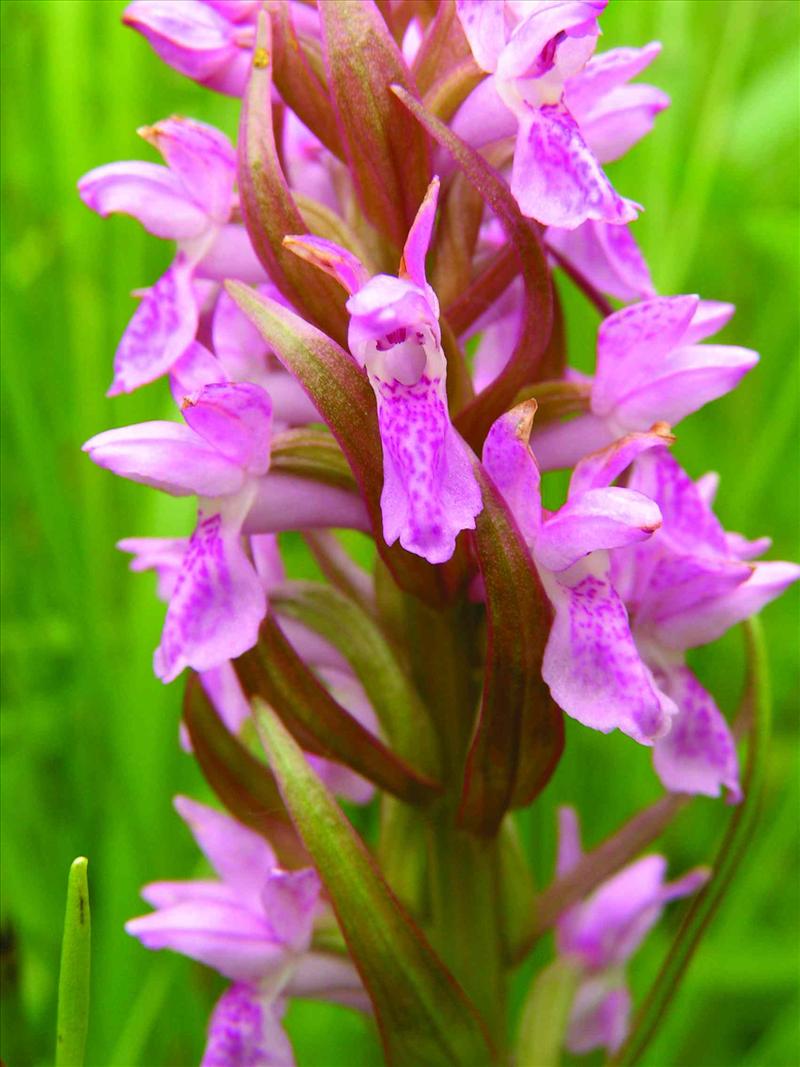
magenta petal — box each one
[683,299,735,344]
[565,43,664,115]
[455,0,508,72]
[652,666,742,801]
[155,499,267,682]
[592,295,699,415]
[536,487,661,572]
[626,449,728,556]
[141,116,236,222]
[531,412,612,473]
[547,219,655,302]
[635,554,751,631]
[142,879,243,910]
[174,795,276,902]
[654,561,800,650]
[197,224,271,284]
[84,422,243,497]
[244,476,371,535]
[117,535,188,601]
[567,977,631,1055]
[283,235,370,297]
[202,986,294,1067]
[109,259,199,395]
[556,805,584,877]
[287,953,369,1011]
[78,161,208,240]
[399,177,439,291]
[170,341,228,404]
[579,83,670,164]
[123,1,239,82]
[569,430,670,495]
[125,900,286,983]
[261,869,320,952]
[613,343,759,428]
[200,662,253,737]
[511,102,639,229]
[376,376,482,563]
[182,382,273,475]
[542,569,676,743]
[482,406,543,542]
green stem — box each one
[56,857,91,1067]
[428,810,507,1046]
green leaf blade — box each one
[253,700,498,1067]
[56,857,91,1067]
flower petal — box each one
[536,487,661,572]
[77,161,208,240]
[566,975,630,1055]
[654,561,800,649]
[652,666,742,801]
[202,986,294,1067]
[398,176,439,292]
[568,428,673,496]
[117,536,188,601]
[455,0,508,72]
[261,868,320,952]
[109,258,199,395]
[182,382,273,475]
[376,375,481,563]
[482,402,542,542]
[541,567,676,743]
[511,102,639,229]
[547,218,655,302]
[84,422,243,497]
[578,83,670,164]
[592,295,699,416]
[155,494,267,681]
[122,1,242,86]
[125,900,286,983]
[139,116,236,223]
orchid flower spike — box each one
[284,178,483,564]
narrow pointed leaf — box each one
[423,58,486,122]
[237,615,443,805]
[612,619,772,1066]
[270,580,441,778]
[411,0,473,94]
[431,171,484,312]
[445,243,517,337]
[459,455,563,837]
[238,13,348,344]
[270,5,344,160]
[392,85,553,449]
[226,280,462,604]
[253,700,498,1066]
[303,530,376,617]
[56,858,90,1067]
[182,675,305,867]
[320,0,431,248]
[270,427,359,492]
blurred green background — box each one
[1,1,798,1064]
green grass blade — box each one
[55,857,91,1067]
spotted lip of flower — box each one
[78,115,239,395]
[284,177,483,566]
[554,807,708,1055]
[533,294,760,471]
[483,408,675,745]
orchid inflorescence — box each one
[78,2,798,1064]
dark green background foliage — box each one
[1,2,798,1064]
